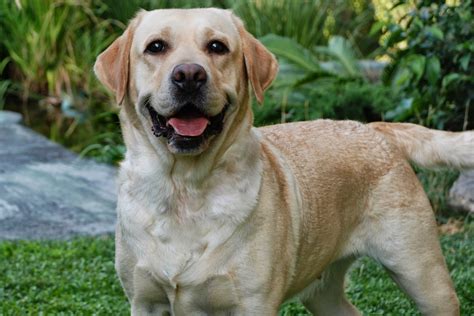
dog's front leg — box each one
[115,226,137,301]
[131,302,171,316]
[236,295,281,316]
[116,227,171,315]
[239,305,279,316]
[129,267,171,316]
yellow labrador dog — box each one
[95,8,473,316]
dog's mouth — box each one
[146,103,228,153]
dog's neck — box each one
[119,98,261,187]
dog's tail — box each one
[369,122,474,169]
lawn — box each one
[1,218,472,315]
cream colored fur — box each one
[94,8,469,316]
[370,122,474,169]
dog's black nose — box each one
[171,63,207,92]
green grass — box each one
[1,220,472,315]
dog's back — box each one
[259,120,402,220]
[260,119,474,171]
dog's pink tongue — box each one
[168,117,209,137]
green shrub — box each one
[0,0,121,151]
[0,58,10,110]
[379,0,474,130]
[0,0,116,101]
[233,0,379,53]
[254,34,398,126]
[254,78,399,126]
[0,0,383,163]
[95,0,227,25]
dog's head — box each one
[94,8,278,155]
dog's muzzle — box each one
[145,63,230,154]
[146,102,228,153]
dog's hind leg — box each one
[363,167,459,316]
[366,215,459,315]
[299,257,361,316]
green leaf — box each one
[369,21,385,36]
[441,73,461,90]
[315,36,361,78]
[425,56,440,86]
[292,70,334,87]
[259,34,319,72]
[0,57,10,74]
[391,67,412,89]
[459,54,471,71]
[426,26,444,40]
[406,54,426,83]
[385,27,403,47]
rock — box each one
[449,170,474,213]
[0,110,22,124]
[0,119,117,240]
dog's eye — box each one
[145,40,167,54]
[208,40,229,55]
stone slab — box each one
[0,112,117,240]
[0,110,22,124]
[449,170,474,214]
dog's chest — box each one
[118,178,247,301]
[117,155,262,311]
[122,197,243,312]
[147,216,232,282]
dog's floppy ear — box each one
[94,21,137,105]
[236,19,279,104]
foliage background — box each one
[1,0,471,163]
